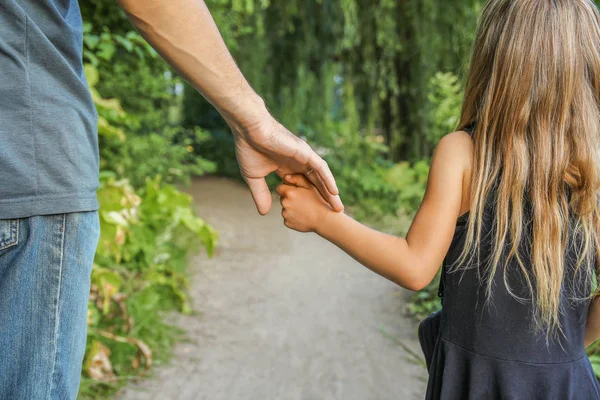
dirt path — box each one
[118,177,427,400]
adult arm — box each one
[116,0,343,214]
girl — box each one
[277,0,600,398]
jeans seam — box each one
[0,220,19,250]
[46,214,67,399]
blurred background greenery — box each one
[78,0,600,397]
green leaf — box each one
[97,41,116,61]
[102,211,129,227]
[84,64,100,87]
[590,356,600,377]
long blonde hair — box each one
[455,0,600,340]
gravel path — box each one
[117,177,427,400]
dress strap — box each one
[463,123,476,136]
[437,258,446,304]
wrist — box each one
[315,209,342,237]
[219,92,272,140]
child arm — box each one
[277,131,473,291]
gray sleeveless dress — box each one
[425,173,600,399]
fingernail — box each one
[285,175,291,180]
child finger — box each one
[284,174,312,189]
[305,172,343,212]
[275,184,290,196]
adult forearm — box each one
[117,0,268,134]
[316,212,429,290]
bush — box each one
[427,72,463,144]
[188,127,241,179]
[80,65,218,398]
[405,72,461,324]
[82,20,177,133]
[385,161,430,212]
[319,118,429,223]
[105,126,217,188]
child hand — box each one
[276,174,334,233]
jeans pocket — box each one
[0,219,19,251]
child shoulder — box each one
[437,130,473,150]
[434,130,474,167]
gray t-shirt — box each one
[0,0,99,219]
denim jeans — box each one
[0,212,100,400]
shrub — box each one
[79,65,218,398]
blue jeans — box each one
[0,212,100,400]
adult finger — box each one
[246,177,272,215]
[305,172,344,212]
[306,149,339,196]
[291,139,339,196]
[283,174,312,189]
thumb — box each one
[284,174,312,189]
[246,177,272,215]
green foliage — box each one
[192,128,241,179]
[82,22,155,68]
[81,42,217,397]
[86,63,216,188]
[103,126,217,188]
[81,5,178,133]
[324,127,397,219]
[589,353,600,378]
[320,119,429,221]
[406,276,441,320]
[82,173,217,397]
[385,161,430,212]
[427,72,464,143]
[178,0,478,219]
[182,0,482,164]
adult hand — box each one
[232,116,344,215]
[117,0,340,216]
